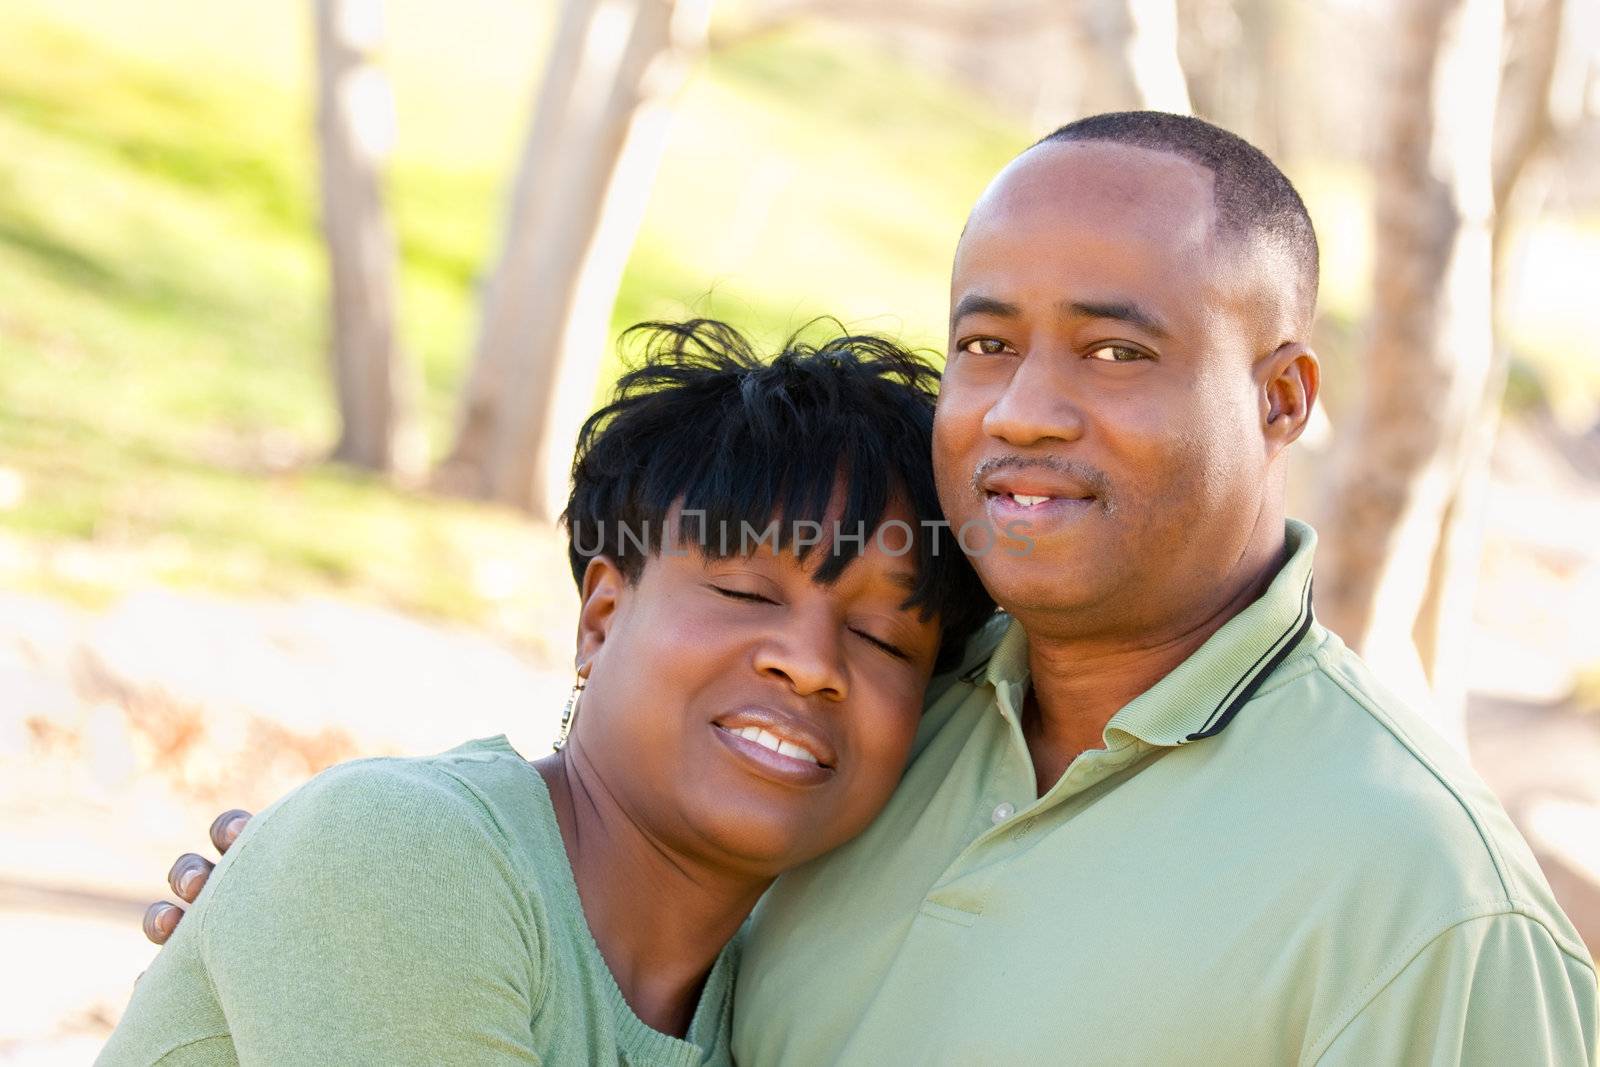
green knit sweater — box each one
[98,737,738,1066]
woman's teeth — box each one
[729,725,819,765]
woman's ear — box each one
[575,555,627,676]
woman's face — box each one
[567,502,942,877]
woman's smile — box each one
[710,705,838,787]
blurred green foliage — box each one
[0,6,1022,623]
[1,3,1595,629]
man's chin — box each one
[972,556,1108,621]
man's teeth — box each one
[1011,493,1051,507]
[731,725,820,765]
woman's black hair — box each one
[562,318,995,671]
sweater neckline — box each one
[487,735,737,1065]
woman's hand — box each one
[141,809,252,944]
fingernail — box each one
[225,815,247,838]
[178,867,199,896]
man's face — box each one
[933,140,1274,635]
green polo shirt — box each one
[734,520,1598,1064]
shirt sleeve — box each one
[1314,911,1598,1066]
[197,759,545,1066]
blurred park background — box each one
[1,0,1598,1059]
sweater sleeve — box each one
[197,759,545,1066]
[1313,911,1598,1066]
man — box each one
[732,113,1597,1063]
[148,113,1598,1063]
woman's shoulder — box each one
[223,736,560,905]
[165,739,560,1060]
[277,735,541,821]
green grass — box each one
[0,5,1023,622]
[1,3,1595,626]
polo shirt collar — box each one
[981,608,1032,690]
[978,519,1319,747]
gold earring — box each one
[553,675,587,752]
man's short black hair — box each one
[1037,111,1319,328]
[563,318,995,670]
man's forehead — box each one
[961,141,1218,255]
[952,140,1302,345]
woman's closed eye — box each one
[714,584,911,660]
[852,629,910,661]
[710,584,777,605]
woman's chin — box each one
[683,805,840,878]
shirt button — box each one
[991,802,1015,824]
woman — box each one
[100,319,994,1065]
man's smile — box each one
[983,490,1098,528]
[974,461,1109,530]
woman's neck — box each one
[533,750,769,1038]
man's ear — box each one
[575,555,627,676]
[1256,341,1320,457]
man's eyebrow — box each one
[951,294,1022,323]
[1063,299,1170,338]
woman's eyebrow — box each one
[887,570,919,594]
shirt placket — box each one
[926,679,1155,911]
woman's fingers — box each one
[167,853,214,903]
[209,809,252,854]
[142,901,182,945]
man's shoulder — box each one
[1244,630,1586,957]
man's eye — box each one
[1086,344,1148,363]
[711,586,775,605]
[960,337,1014,356]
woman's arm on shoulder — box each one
[199,758,545,1065]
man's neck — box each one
[1017,531,1287,794]
[534,752,767,1038]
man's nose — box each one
[981,348,1085,447]
[752,607,849,701]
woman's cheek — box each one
[857,686,923,771]
[644,597,736,655]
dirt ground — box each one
[0,585,573,1063]
[3,429,1598,1063]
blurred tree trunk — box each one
[1411,0,1583,730]
[1489,0,1575,291]
[1072,0,1192,113]
[1175,0,1290,155]
[1233,0,1286,156]
[435,0,711,518]
[1316,0,1503,751]
[314,0,423,478]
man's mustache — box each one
[970,455,1114,512]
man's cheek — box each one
[1142,439,1238,527]
[930,421,970,491]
